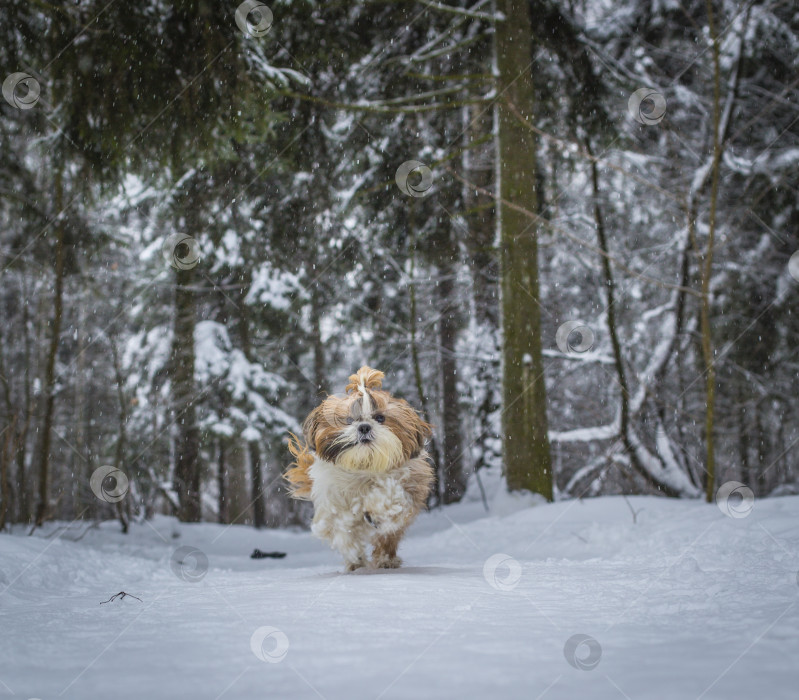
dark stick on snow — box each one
[250,549,287,559]
[100,591,143,605]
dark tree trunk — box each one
[463,101,501,480]
[407,206,443,505]
[0,415,14,531]
[233,278,267,529]
[18,275,33,523]
[15,424,28,523]
[111,340,129,533]
[755,403,767,496]
[410,295,442,505]
[464,102,498,327]
[495,0,552,498]
[34,170,67,528]
[171,266,201,522]
[0,345,15,529]
[437,235,467,504]
[310,283,327,397]
[217,439,228,524]
[738,387,750,488]
[702,0,724,503]
[250,440,266,529]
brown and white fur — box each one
[285,366,434,572]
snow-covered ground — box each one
[2,487,798,700]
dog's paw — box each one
[373,554,402,569]
[344,557,368,573]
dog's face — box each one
[303,379,431,473]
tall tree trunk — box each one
[34,169,67,528]
[111,339,129,533]
[18,274,33,523]
[171,266,201,522]
[73,302,86,519]
[0,343,15,529]
[436,233,467,504]
[495,0,552,498]
[225,441,250,524]
[310,283,327,398]
[410,286,442,505]
[250,440,266,529]
[0,415,14,531]
[738,387,750,488]
[234,277,267,529]
[755,403,767,496]
[702,0,723,503]
[463,101,501,479]
[217,439,228,524]
[464,102,498,327]
[15,420,29,524]
[408,207,443,504]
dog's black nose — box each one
[357,423,371,436]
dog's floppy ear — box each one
[285,432,314,499]
[302,404,323,451]
[387,399,433,459]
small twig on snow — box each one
[100,591,142,605]
[622,495,643,524]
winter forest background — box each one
[1,0,798,533]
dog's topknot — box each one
[345,366,384,394]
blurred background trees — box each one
[1,0,797,530]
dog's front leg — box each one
[313,506,369,572]
[331,519,369,572]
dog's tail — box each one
[345,366,384,395]
[284,432,314,500]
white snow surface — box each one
[2,493,798,700]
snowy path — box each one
[1,493,798,700]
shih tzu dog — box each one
[285,366,434,572]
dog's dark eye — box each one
[345,417,354,425]
[374,414,385,424]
